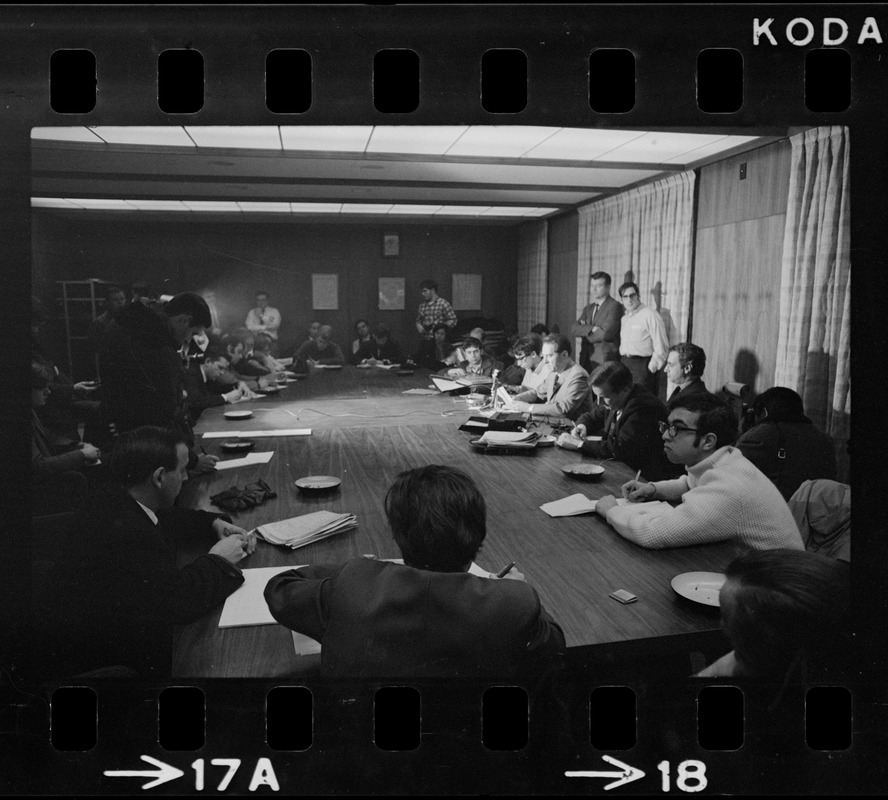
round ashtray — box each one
[562,463,605,479]
[224,409,253,420]
[221,439,255,453]
[295,475,342,491]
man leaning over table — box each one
[594,394,804,551]
[45,426,255,679]
[510,333,590,421]
[265,464,565,678]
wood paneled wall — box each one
[546,211,579,336]
[692,140,791,396]
[32,215,519,361]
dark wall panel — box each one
[546,211,578,336]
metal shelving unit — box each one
[56,279,112,379]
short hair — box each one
[589,271,612,286]
[131,281,155,298]
[462,336,483,351]
[375,323,390,337]
[529,323,549,336]
[221,333,247,354]
[107,426,187,488]
[432,323,449,335]
[669,342,706,377]
[203,345,229,363]
[385,465,486,572]
[354,319,369,331]
[162,292,212,329]
[670,393,738,448]
[543,333,572,357]
[511,334,542,358]
[752,387,808,423]
[253,332,273,352]
[419,279,438,292]
[31,360,54,389]
[318,324,333,339]
[590,361,634,394]
[618,281,640,299]
[105,285,125,301]
[255,290,268,298]
[722,549,850,679]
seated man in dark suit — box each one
[265,464,565,678]
[183,346,256,425]
[353,323,404,365]
[735,387,837,500]
[665,342,709,407]
[46,426,254,679]
[566,361,683,480]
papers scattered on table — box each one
[215,451,275,471]
[402,388,438,395]
[478,430,539,449]
[556,432,583,450]
[203,429,311,439]
[255,510,358,550]
[540,495,629,517]
[292,631,322,657]
[218,566,296,627]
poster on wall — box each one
[452,273,482,311]
[378,277,405,310]
[312,273,339,310]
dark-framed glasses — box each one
[658,420,700,438]
[621,291,639,300]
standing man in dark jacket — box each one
[46,426,254,679]
[736,387,837,500]
[99,292,217,471]
[567,361,683,481]
[571,271,623,373]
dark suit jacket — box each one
[265,558,565,679]
[183,362,226,425]
[736,420,837,501]
[666,377,709,408]
[47,488,243,678]
[572,295,623,370]
[353,338,404,364]
[574,384,684,481]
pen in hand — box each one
[496,561,516,578]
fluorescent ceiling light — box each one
[522,128,647,160]
[367,126,469,155]
[662,135,759,164]
[604,132,742,162]
[238,202,292,212]
[31,197,81,208]
[124,200,188,210]
[522,207,558,216]
[290,202,343,213]
[30,127,104,143]
[479,206,540,216]
[388,205,443,214]
[341,203,394,214]
[182,201,242,212]
[184,127,283,149]
[86,127,194,146]
[280,126,374,152]
[444,126,558,158]
[66,198,134,210]
[435,206,493,215]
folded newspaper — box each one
[254,510,357,549]
[477,430,539,449]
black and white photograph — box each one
[2,4,884,796]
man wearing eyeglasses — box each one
[510,334,590,420]
[617,281,669,397]
[595,394,803,551]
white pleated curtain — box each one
[516,220,548,334]
[576,170,696,350]
[774,126,850,478]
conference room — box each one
[29,124,850,688]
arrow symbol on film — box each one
[104,755,184,790]
[565,754,646,790]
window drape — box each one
[774,126,850,477]
[516,220,548,335]
[576,171,696,349]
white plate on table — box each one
[224,410,253,420]
[355,363,373,369]
[295,475,342,491]
[670,572,726,607]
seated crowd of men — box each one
[30,276,849,691]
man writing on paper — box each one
[45,426,255,678]
[265,465,565,678]
[594,395,803,551]
[509,334,590,421]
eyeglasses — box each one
[658,421,700,438]
[621,292,638,300]
[512,352,529,361]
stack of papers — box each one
[215,451,275,471]
[478,431,539,449]
[255,510,358,549]
[203,429,311,439]
[540,494,628,517]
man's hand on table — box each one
[213,519,257,555]
[209,532,253,565]
[595,494,618,517]
[193,453,219,474]
[621,480,656,502]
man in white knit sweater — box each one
[595,394,804,551]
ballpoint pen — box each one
[496,561,516,578]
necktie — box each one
[591,303,599,319]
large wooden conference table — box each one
[173,365,733,678]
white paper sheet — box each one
[219,566,300,627]
[215,451,275,470]
[203,429,311,439]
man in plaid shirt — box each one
[414,279,457,362]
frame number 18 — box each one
[657,760,707,792]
